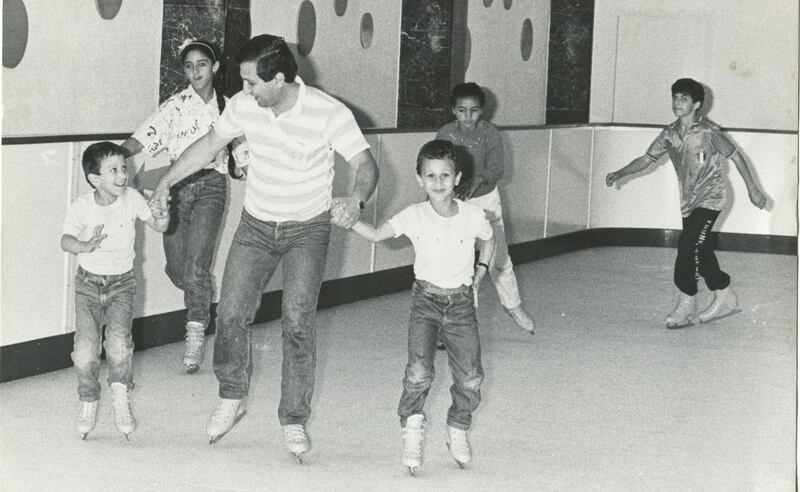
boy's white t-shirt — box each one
[388,199,493,289]
[62,188,152,275]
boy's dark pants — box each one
[674,207,731,296]
[398,280,484,431]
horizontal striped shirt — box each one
[214,76,370,222]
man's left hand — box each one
[330,196,362,228]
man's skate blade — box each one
[666,320,696,330]
[407,466,418,477]
[291,452,304,464]
[185,364,200,374]
[81,433,88,440]
[208,410,247,445]
[699,308,742,324]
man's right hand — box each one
[149,179,170,211]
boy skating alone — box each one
[606,78,767,328]
[437,82,535,335]
[342,140,495,474]
[61,142,169,439]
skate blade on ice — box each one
[699,308,742,324]
[209,410,247,445]
[666,319,696,330]
[186,364,200,374]
[291,452,305,464]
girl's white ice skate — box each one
[76,400,99,440]
[283,424,311,463]
[446,426,472,468]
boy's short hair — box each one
[449,82,485,108]
[235,34,297,83]
[416,139,460,175]
[671,78,705,108]
[82,141,124,187]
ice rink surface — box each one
[1,247,796,491]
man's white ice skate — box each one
[207,398,247,445]
[283,424,311,463]
[76,400,99,440]
[699,286,741,324]
[183,321,206,374]
[446,425,472,468]
[665,293,696,329]
[110,382,136,440]
[401,414,426,476]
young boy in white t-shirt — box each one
[343,139,495,474]
[61,142,169,440]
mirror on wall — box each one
[297,1,317,56]
[95,0,123,20]
[3,0,28,68]
[333,0,347,17]
[360,13,374,49]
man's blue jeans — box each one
[213,209,330,426]
[398,280,484,431]
[72,267,136,401]
[164,170,227,327]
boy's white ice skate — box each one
[507,305,535,334]
[699,286,741,324]
[76,400,99,440]
[665,293,696,329]
[446,425,472,468]
[401,414,426,476]
[110,382,136,440]
[283,424,311,463]
[183,321,206,374]
[206,398,247,445]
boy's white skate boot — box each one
[401,414,426,476]
[446,425,472,468]
[665,293,696,329]
[206,398,247,445]
[699,286,740,323]
[183,321,206,374]
[507,305,535,334]
[110,382,136,440]
[76,400,99,440]
[282,424,311,463]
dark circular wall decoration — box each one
[464,27,472,71]
[333,0,347,17]
[95,0,123,20]
[3,0,29,68]
[483,0,493,7]
[360,13,373,49]
[503,0,513,10]
[297,1,317,56]
[521,18,533,61]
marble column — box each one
[159,0,250,102]
[545,0,594,124]
[397,0,467,128]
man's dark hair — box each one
[235,34,297,83]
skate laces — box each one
[448,428,470,455]
[111,388,133,424]
[184,324,205,358]
[283,424,308,444]
[402,420,425,460]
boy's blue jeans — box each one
[72,267,136,402]
[398,280,484,431]
[213,210,330,426]
[164,170,227,328]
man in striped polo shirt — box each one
[151,34,378,459]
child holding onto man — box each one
[606,78,767,328]
[61,142,169,439]
[342,139,494,474]
[436,82,535,335]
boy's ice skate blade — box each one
[282,424,311,463]
[110,382,136,440]
[446,426,472,468]
[183,322,206,374]
[507,305,535,334]
[698,287,740,324]
[207,398,247,445]
[76,400,99,440]
[401,414,426,476]
[665,293,696,330]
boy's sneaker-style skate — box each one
[110,382,136,440]
[666,293,697,329]
[401,414,426,476]
[446,425,472,468]
[76,400,99,440]
[507,305,535,334]
[283,424,311,463]
[183,321,206,374]
[699,286,741,323]
[207,398,247,445]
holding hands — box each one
[330,196,363,229]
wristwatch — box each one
[358,200,365,210]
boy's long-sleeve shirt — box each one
[645,117,736,217]
[436,120,504,198]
